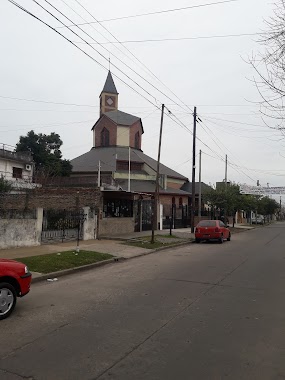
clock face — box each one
[106,97,114,106]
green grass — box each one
[159,234,178,238]
[16,250,114,274]
[124,238,180,250]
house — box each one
[70,71,193,232]
[0,143,35,190]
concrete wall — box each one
[0,208,43,249]
[82,207,97,240]
[99,217,134,236]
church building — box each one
[71,71,192,232]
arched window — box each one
[101,128,110,147]
[135,131,140,149]
[179,197,183,206]
[172,197,175,204]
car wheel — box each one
[227,233,231,241]
[0,283,17,320]
[219,235,224,244]
[195,238,201,243]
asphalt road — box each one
[1,223,285,380]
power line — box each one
[0,94,97,107]
[199,120,257,182]
[57,0,239,26]
[40,0,193,113]
[64,0,175,95]
[0,119,95,132]
[204,115,275,129]
[7,0,162,113]
[73,32,261,45]
[63,0,195,115]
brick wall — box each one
[129,120,142,149]
[159,194,189,207]
[95,116,117,147]
[0,187,102,211]
[167,182,183,190]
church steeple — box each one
[100,71,118,116]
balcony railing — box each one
[0,143,32,163]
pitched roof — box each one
[116,179,191,195]
[104,110,141,126]
[101,71,118,95]
[71,146,188,180]
[181,181,212,195]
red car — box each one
[195,220,231,244]
[0,259,32,320]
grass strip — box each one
[16,250,113,274]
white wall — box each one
[0,208,43,249]
[0,157,33,183]
[117,126,129,147]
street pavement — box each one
[0,223,284,379]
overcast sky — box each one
[1,0,284,189]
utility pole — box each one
[225,154,228,186]
[98,160,101,188]
[191,106,197,233]
[128,146,131,192]
[151,104,165,244]
[224,154,228,223]
[198,150,202,220]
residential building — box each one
[0,143,34,189]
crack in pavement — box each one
[1,322,70,361]
[93,257,250,380]
[0,367,35,380]
[162,277,262,291]
[265,232,282,246]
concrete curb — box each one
[31,228,262,283]
[32,257,124,283]
[32,240,193,283]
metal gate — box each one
[135,200,153,232]
[41,209,86,244]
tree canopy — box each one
[250,0,285,130]
[16,130,72,177]
[204,182,280,217]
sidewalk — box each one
[101,228,195,241]
[0,225,253,281]
[0,239,152,260]
[0,225,252,260]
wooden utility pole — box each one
[128,146,131,192]
[198,149,202,220]
[151,104,165,244]
[224,154,228,223]
[225,154,228,186]
[191,106,197,233]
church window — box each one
[101,128,110,147]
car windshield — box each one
[197,221,216,227]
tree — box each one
[250,0,285,131]
[16,130,72,177]
[257,196,279,216]
[0,176,12,193]
[204,183,242,218]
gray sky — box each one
[1,0,284,189]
